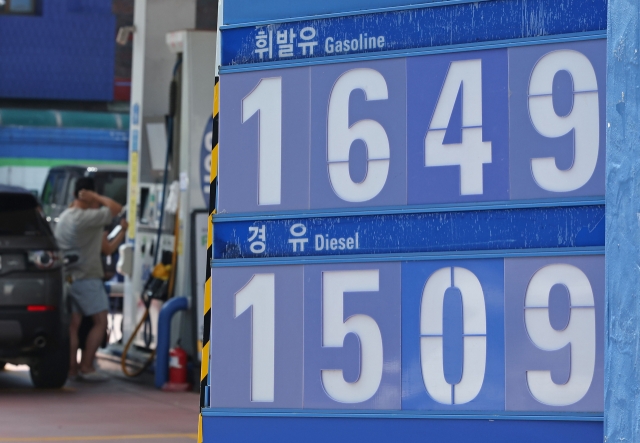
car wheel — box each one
[29,339,70,389]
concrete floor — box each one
[0,364,199,443]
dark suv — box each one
[0,186,69,388]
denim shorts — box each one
[69,279,109,316]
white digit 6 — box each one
[321,270,384,403]
[235,273,275,402]
[528,50,599,192]
[420,267,487,404]
[524,264,596,406]
[242,77,282,205]
[425,59,492,195]
[327,68,390,202]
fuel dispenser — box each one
[100,0,216,383]
[129,182,175,353]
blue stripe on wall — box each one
[0,126,128,162]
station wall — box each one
[0,0,116,101]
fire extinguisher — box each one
[163,343,190,391]
[169,344,188,384]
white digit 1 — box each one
[235,274,275,402]
[425,59,492,195]
[322,270,383,403]
[528,50,599,192]
[421,267,486,404]
[242,77,282,205]
[524,264,595,406]
[327,68,390,202]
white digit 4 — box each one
[242,77,282,205]
[321,270,384,403]
[235,273,275,402]
[420,267,487,404]
[524,264,596,406]
[327,68,390,202]
[425,59,492,195]
[528,50,599,192]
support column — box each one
[606,1,640,441]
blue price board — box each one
[210,257,604,411]
[218,39,605,213]
[204,0,606,442]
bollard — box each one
[155,296,189,389]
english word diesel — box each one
[315,233,360,251]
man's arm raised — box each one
[79,190,123,217]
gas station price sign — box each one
[210,256,603,412]
[204,0,606,441]
[217,40,605,213]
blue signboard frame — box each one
[220,0,606,68]
[203,0,607,441]
[212,205,604,261]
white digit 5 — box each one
[425,59,492,195]
[322,270,384,403]
[327,68,390,202]
[524,264,596,406]
[235,273,275,402]
[242,77,282,205]
[420,267,487,404]
[528,50,599,192]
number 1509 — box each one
[209,256,603,412]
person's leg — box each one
[68,311,82,377]
[79,310,107,373]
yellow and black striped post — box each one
[198,76,219,443]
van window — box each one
[66,176,78,206]
[41,171,67,206]
[95,173,127,205]
[41,172,57,206]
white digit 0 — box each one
[242,77,282,205]
[420,267,487,404]
[327,68,390,202]
[524,263,596,406]
[321,270,384,403]
[425,59,492,195]
[420,267,487,405]
[235,273,275,402]
[528,50,599,192]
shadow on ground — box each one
[0,363,199,443]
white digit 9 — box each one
[421,267,487,404]
[235,273,275,402]
[242,77,282,205]
[321,270,384,403]
[425,59,492,195]
[528,50,599,192]
[524,264,596,406]
[327,68,390,202]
